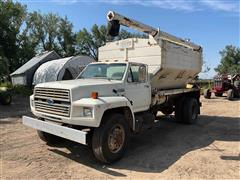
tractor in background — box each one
[0,87,12,105]
[204,74,240,100]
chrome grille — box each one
[34,87,70,117]
[34,87,70,102]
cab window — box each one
[127,64,146,83]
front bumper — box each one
[22,116,87,145]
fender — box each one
[72,96,135,128]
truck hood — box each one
[35,79,124,101]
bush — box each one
[0,82,33,96]
[12,85,33,96]
[0,81,12,89]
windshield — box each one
[78,63,126,80]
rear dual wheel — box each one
[175,97,199,124]
[161,106,174,115]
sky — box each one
[18,0,239,78]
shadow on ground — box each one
[49,114,240,177]
[0,95,31,119]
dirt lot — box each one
[0,95,240,179]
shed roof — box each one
[10,51,60,76]
[34,56,73,80]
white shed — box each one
[33,55,94,85]
[10,51,60,87]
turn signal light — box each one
[91,92,98,99]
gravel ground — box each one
[0,95,240,179]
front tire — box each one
[204,89,211,99]
[227,89,234,100]
[214,92,223,97]
[0,93,12,105]
[37,130,64,145]
[92,113,129,163]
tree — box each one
[215,45,240,75]
[25,12,76,57]
[0,0,27,79]
[76,24,107,60]
[76,25,147,60]
[57,16,76,57]
[118,29,147,39]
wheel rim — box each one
[108,124,125,153]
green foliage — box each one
[214,45,240,75]
[118,29,147,39]
[0,0,27,79]
[0,81,12,88]
[76,25,147,60]
[58,16,76,57]
[25,12,76,57]
[76,24,107,60]
[0,82,32,96]
[11,85,33,96]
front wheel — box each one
[37,130,64,145]
[227,89,234,100]
[214,92,223,97]
[203,89,211,99]
[0,93,12,105]
[92,113,129,163]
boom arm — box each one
[107,11,201,51]
[107,11,158,37]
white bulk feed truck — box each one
[23,11,203,163]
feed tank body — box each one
[98,36,202,90]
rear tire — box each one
[174,97,185,122]
[37,130,64,145]
[204,89,211,99]
[214,92,223,97]
[227,89,234,100]
[161,106,174,115]
[92,113,129,163]
[153,111,158,118]
[182,98,199,124]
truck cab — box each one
[30,61,150,127]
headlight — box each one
[83,107,92,117]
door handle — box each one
[144,85,150,88]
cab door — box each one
[124,63,151,112]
